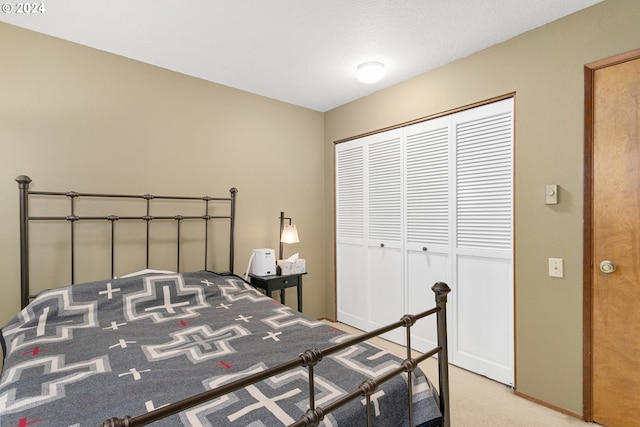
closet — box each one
[335,98,514,385]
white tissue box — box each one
[277,259,306,275]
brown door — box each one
[586,50,640,426]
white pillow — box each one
[119,269,176,278]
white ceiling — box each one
[1,0,602,112]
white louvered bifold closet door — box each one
[451,98,514,385]
[335,140,367,331]
[335,97,514,386]
[405,116,451,351]
[366,130,404,342]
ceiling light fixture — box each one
[356,61,385,84]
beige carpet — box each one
[327,321,593,427]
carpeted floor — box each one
[328,321,594,427]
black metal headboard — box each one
[16,175,237,309]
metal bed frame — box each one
[13,175,451,427]
[16,175,237,309]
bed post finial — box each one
[16,175,32,186]
[432,281,451,427]
[432,281,451,302]
[16,175,32,309]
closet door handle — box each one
[380,243,385,248]
[422,247,428,251]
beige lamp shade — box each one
[280,224,299,244]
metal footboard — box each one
[101,282,451,427]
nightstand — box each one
[248,272,306,312]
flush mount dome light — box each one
[356,61,385,84]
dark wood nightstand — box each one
[248,272,306,312]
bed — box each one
[0,175,451,427]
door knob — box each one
[599,260,617,274]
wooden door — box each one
[587,50,640,426]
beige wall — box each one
[324,0,640,416]
[0,23,326,337]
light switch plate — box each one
[549,258,563,278]
[545,184,558,204]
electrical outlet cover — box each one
[549,257,563,277]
